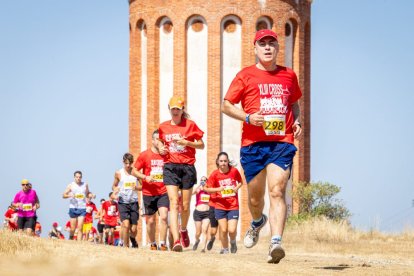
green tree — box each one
[290,181,351,222]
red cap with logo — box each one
[253,29,278,44]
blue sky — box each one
[1,1,413,235]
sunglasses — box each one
[22,184,29,186]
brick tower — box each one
[128,0,311,244]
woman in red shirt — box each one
[158,96,205,252]
[205,152,243,254]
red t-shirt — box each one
[4,208,18,230]
[158,118,204,165]
[224,65,302,147]
[102,200,119,227]
[84,202,98,224]
[207,167,242,211]
[134,149,167,196]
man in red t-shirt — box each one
[222,29,303,264]
[4,204,18,231]
[102,192,119,245]
[134,130,170,251]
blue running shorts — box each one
[240,141,297,183]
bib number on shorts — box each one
[263,114,286,136]
[221,186,235,198]
[22,204,33,211]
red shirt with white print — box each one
[207,167,242,211]
[158,118,204,165]
[224,65,302,147]
[84,202,98,224]
[102,200,119,227]
[134,149,167,196]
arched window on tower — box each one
[158,17,174,122]
[186,15,208,178]
[256,16,273,31]
[137,20,148,151]
[220,15,242,180]
[285,20,293,69]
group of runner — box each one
[3,29,303,264]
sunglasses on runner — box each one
[22,184,29,186]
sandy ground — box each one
[0,234,413,276]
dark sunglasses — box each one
[22,184,29,186]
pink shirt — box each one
[13,189,39,218]
[195,190,210,207]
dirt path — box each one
[1,236,413,275]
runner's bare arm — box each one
[157,139,168,155]
[292,102,302,138]
[112,172,121,191]
[131,167,151,182]
[203,186,224,193]
[175,138,205,150]
[62,184,73,199]
[234,180,243,193]
[222,100,264,126]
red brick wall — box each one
[129,0,311,241]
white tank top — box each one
[69,182,87,209]
[118,168,138,204]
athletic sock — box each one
[251,215,264,228]
[271,235,282,244]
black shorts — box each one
[17,216,36,230]
[209,206,218,228]
[163,163,197,190]
[104,225,116,229]
[118,202,139,225]
[143,193,170,216]
[97,223,105,234]
[193,209,210,222]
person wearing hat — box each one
[3,203,18,231]
[157,96,205,252]
[12,179,40,235]
[222,29,303,264]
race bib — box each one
[221,186,235,198]
[263,114,286,136]
[150,169,163,182]
[75,193,85,199]
[200,194,210,203]
[123,182,134,190]
[22,204,33,211]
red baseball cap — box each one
[53,222,58,227]
[253,29,278,44]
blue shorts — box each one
[215,209,239,221]
[69,208,87,218]
[240,142,297,183]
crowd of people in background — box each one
[2,29,302,264]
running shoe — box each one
[206,236,215,251]
[230,240,237,253]
[150,243,158,250]
[159,244,168,251]
[243,214,268,248]
[172,240,183,252]
[267,242,285,264]
[130,237,139,248]
[219,248,229,254]
[192,239,200,251]
[201,249,206,253]
[180,229,190,248]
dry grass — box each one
[1,219,414,276]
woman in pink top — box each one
[13,179,40,235]
[191,176,210,252]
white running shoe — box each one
[243,214,268,248]
[267,242,285,264]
